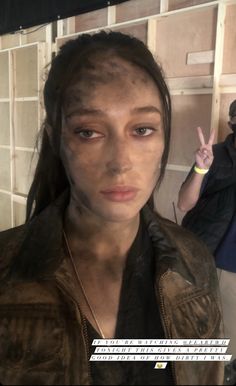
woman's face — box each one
[60,57,164,223]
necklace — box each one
[63,230,106,339]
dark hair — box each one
[26,30,171,221]
[229,99,236,118]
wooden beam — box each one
[160,0,169,13]
[12,193,27,204]
[0,189,11,195]
[147,19,157,55]
[9,50,14,227]
[107,5,116,25]
[210,2,226,138]
[67,17,75,35]
[57,19,64,37]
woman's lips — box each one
[100,186,139,202]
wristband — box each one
[194,165,209,175]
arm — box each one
[178,169,206,212]
[177,127,215,212]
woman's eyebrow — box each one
[66,108,105,118]
[131,106,162,115]
[66,105,162,118]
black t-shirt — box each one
[86,217,174,385]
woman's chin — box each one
[94,205,141,223]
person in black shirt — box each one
[178,100,236,380]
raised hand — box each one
[195,127,215,170]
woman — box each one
[0,31,224,385]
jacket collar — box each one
[142,206,198,286]
[9,191,69,280]
[9,191,193,286]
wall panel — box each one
[154,170,188,224]
[74,8,107,32]
[0,52,9,98]
[0,103,10,145]
[116,0,160,22]
[0,149,11,191]
[14,150,37,195]
[169,0,212,11]
[0,193,11,231]
[14,101,38,148]
[169,94,212,166]
[222,4,236,74]
[155,7,217,77]
[112,22,147,44]
[22,25,49,44]
[14,46,38,97]
[0,33,20,49]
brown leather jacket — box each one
[0,194,224,385]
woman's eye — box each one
[134,127,154,136]
[75,129,103,139]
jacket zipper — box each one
[156,271,177,386]
[55,279,92,385]
[81,311,92,385]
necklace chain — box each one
[63,230,105,339]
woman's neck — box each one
[64,201,140,264]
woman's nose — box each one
[106,139,132,176]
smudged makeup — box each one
[60,55,165,224]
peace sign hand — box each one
[195,127,215,170]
